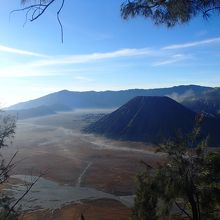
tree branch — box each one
[11,0,65,42]
[7,173,44,217]
[57,0,65,43]
[175,201,192,219]
[203,6,220,18]
[0,151,18,184]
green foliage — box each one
[132,171,158,219]
[0,196,17,220]
[121,0,220,27]
[132,118,220,219]
[0,113,16,184]
[0,113,16,148]
[0,112,17,220]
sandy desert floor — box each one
[1,110,162,220]
[20,199,132,220]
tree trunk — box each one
[187,191,200,220]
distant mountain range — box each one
[6,85,220,147]
[6,85,220,120]
[7,85,211,110]
[8,104,71,120]
[85,96,220,147]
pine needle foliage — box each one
[132,116,220,219]
[121,0,220,27]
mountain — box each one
[47,103,72,112]
[8,106,56,120]
[182,88,220,118]
[7,85,211,111]
[8,103,72,120]
[85,96,220,147]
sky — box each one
[0,0,220,107]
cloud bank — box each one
[0,45,48,57]
[163,37,220,50]
[0,36,220,78]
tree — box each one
[0,112,17,219]
[0,112,42,220]
[0,112,16,185]
[16,0,220,27]
[132,117,220,220]
[12,0,65,42]
[121,0,220,27]
[11,0,220,42]
[132,169,158,220]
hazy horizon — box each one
[0,1,220,106]
[2,83,215,108]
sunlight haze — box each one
[0,0,220,106]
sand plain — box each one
[2,110,162,219]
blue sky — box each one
[0,0,220,106]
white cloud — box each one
[0,47,156,77]
[163,37,220,50]
[74,76,94,82]
[0,47,189,77]
[26,47,155,68]
[153,54,191,66]
[0,44,48,57]
[1,36,218,78]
